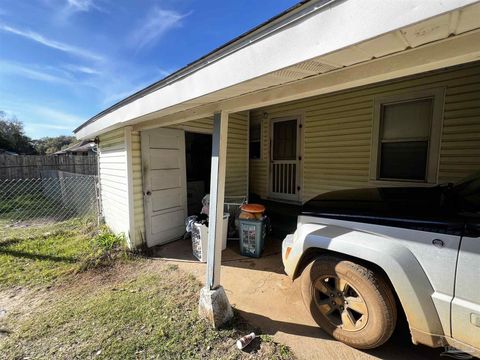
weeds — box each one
[0,219,132,287]
[0,221,295,359]
[0,262,295,359]
[80,227,130,270]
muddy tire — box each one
[301,256,397,349]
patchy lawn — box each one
[0,222,294,359]
[0,218,121,287]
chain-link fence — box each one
[0,172,100,237]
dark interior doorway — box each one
[185,131,212,215]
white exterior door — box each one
[141,128,187,247]
[269,117,301,202]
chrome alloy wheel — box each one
[313,275,368,331]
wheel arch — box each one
[294,247,390,284]
[292,237,446,348]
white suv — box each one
[282,173,480,355]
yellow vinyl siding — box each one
[248,110,269,198]
[249,159,268,199]
[225,112,249,197]
[250,61,480,202]
[439,76,480,183]
[169,117,214,134]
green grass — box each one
[1,263,294,359]
[0,220,295,359]
[0,190,64,221]
[0,219,126,287]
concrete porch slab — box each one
[152,237,443,360]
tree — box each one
[0,111,77,155]
[0,111,36,154]
[33,135,77,155]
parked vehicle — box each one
[282,172,480,355]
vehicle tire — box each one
[301,255,397,349]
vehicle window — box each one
[454,171,480,212]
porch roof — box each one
[74,0,480,139]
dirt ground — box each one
[0,260,294,359]
[154,237,445,360]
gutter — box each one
[74,0,338,133]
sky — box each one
[0,0,299,139]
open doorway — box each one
[185,131,212,215]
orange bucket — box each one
[240,204,265,214]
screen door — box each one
[270,118,300,201]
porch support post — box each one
[198,110,233,328]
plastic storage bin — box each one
[239,218,266,258]
[191,213,229,262]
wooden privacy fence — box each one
[0,154,97,179]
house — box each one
[52,140,96,156]
[0,149,18,156]
[74,0,480,328]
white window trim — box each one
[369,88,445,185]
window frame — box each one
[369,88,445,185]
[249,116,262,160]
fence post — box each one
[59,171,67,208]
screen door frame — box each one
[268,115,303,202]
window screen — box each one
[272,120,297,161]
[378,98,433,181]
[249,118,261,159]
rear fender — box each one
[293,223,445,344]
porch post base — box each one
[198,286,233,329]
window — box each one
[371,89,444,183]
[249,117,261,159]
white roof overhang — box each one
[75,0,480,139]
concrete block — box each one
[198,286,233,328]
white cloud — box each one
[27,123,73,130]
[0,23,104,61]
[33,106,85,124]
[66,0,97,12]
[0,60,74,85]
[63,64,101,75]
[63,0,108,16]
[0,101,85,137]
[23,121,76,138]
[100,79,153,106]
[129,8,191,50]
[157,67,172,78]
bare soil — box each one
[0,259,294,360]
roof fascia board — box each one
[129,30,480,133]
[79,29,480,137]
[75,0,332,132]
[76,0,479,139]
